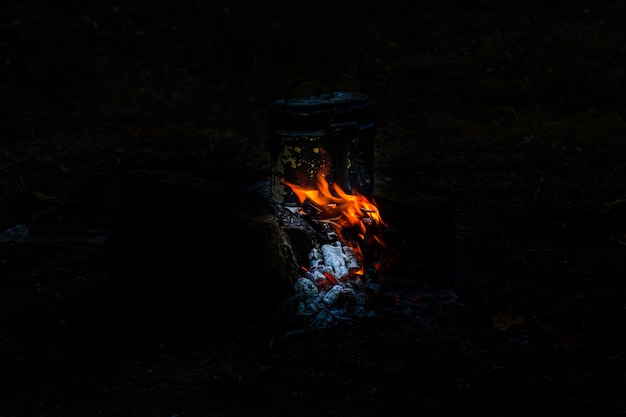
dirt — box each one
[2,1,626,416]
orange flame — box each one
[284,172,386,239]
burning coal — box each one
[282,169,393,329]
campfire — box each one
[103,91,458,331]
[262,91,457,331]
[275,158,403,330]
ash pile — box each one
[273,202,455,334]
[274,203,377,331]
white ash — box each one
[309,246,325,268]
[293,241,375,328]
[342,244,361,270]
[320,242,350,280]
[318,241,363,280]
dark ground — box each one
[2,1,626,416]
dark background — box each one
[2,1,626,416]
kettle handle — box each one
[329,121,359,194]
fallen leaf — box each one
[491,314,525,331]
[31,191,62,203]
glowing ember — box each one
[280,160,396,329]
